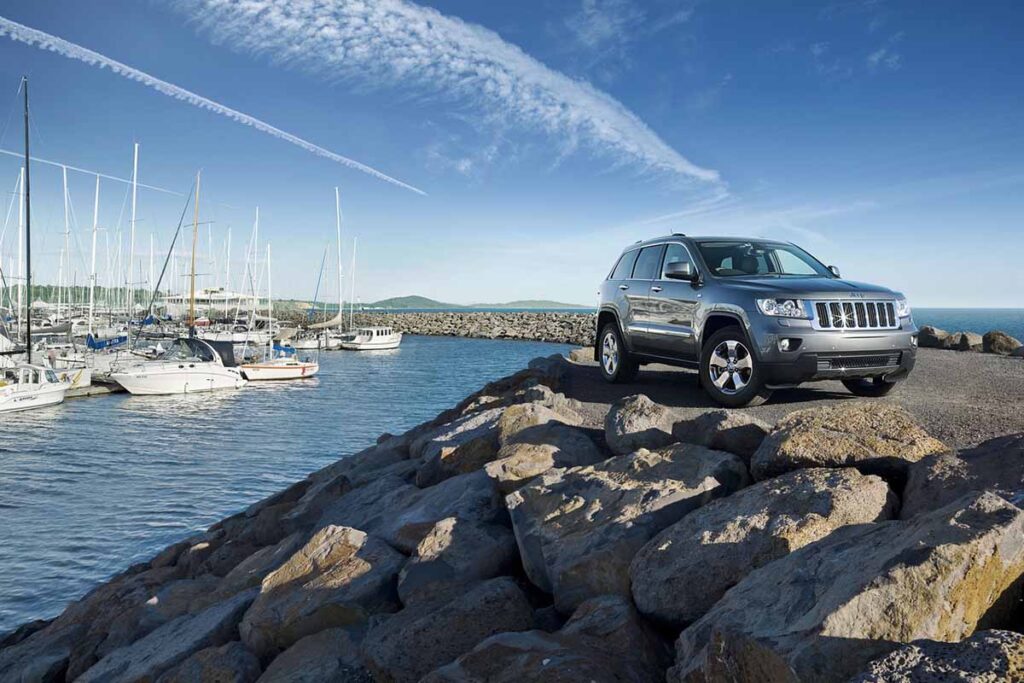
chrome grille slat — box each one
[810,299,900,330]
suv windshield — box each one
[695,240,832,278]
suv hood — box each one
[716,276,898,299]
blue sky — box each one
[0,0,1021,307]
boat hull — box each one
[241,362,319,381]
[339,336,402,351]
[0,383,68,413]
[111,364,247,395]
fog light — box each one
[778,338,801,352]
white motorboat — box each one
[0,364,70,413]
[110,337,247,395]
[290,335,322,350]
[241,353,319,381]
[339,326,402,351]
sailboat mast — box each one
[188,171,201,333]
[22,77,32,363]
[266,243,272,357]
[61,165,70,323]
[335,187,343,323]
[88,175,99,338]
[128,142,138,319]
[349,237,357,330]
[16,167,23,339]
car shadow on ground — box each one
[562,362,856,410]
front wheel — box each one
[699,326,772,408]
[598,323,639,383]
[842,377,898,397]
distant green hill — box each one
[361,296,590,310]
[472,300,590,310]
[367,295,456,309]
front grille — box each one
[816,353,902,371]
[813,300,899,330]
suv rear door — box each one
[646,242,699,359]
[624,244,666,353]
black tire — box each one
[699,326,772,408]
[842,377,898,397]
[598,323,639,383]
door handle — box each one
[651,286,663,293]
[619,284,629,291]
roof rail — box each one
[672,232,686,236]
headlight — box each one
[896,298,911,318]
[756,298,809,319]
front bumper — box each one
[751,317,918,387]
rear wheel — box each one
[700,326,772,408]
[599,323,639,383]
[842,377,898,397]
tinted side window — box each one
[632,245,665,280]
[662,243,692,277]
[610,250,639,280]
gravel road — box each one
[563,348,1024,450]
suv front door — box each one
[646,242,699,360]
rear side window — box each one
[610,250,639,280]
[632,245,665,280]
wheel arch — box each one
[595,308,624,361]
[699,312,747,351]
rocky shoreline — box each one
[350,311,596,346]
[3,354,1024,682]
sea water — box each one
[0,335,570,633]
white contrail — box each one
[174,0,720,184]
[0,15,426,196]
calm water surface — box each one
[915,308,1024,342]
[0,335,570,633]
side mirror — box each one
[828,265,841,278]
[665,261,698,282]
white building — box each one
[159,287,259,319]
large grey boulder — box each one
[750,402,947,481]
[507,443,749,613]
[901,433,1024,519]
[212,533,307,601]
[78,588,257,683]
[317,470,503,553]
[631,468,897,627]
[484,428,604,494]
[568,347,593,363]
[398,517,518,606]
[604,394,678,455]
[361,577,535,683]
[155,641,261,683]
[256,627,368,683]
[983,330,1023,355]
[410,407,504,463]
[672,410,770,462]
[669,492,1024,683]
[850,629,1024,682]
[98,574,221,657]
[424,595,670,682]
[947,331,984,351]
[239,526,403,658]
[917,325,949,349]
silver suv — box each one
[596,235,919,407]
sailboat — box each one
[110,172,247,395]
[0,77,71,413]
[241,245,319,381]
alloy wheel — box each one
[602,332,619,376]
[708,339,753,395]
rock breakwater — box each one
[3,354,1024,682]
[350,311,596,347]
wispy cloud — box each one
[867,32,904,71]
[0,14,426,195]
[172,0,719,184]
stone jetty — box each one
[349,311,596,346]
[3,354,1024,682]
